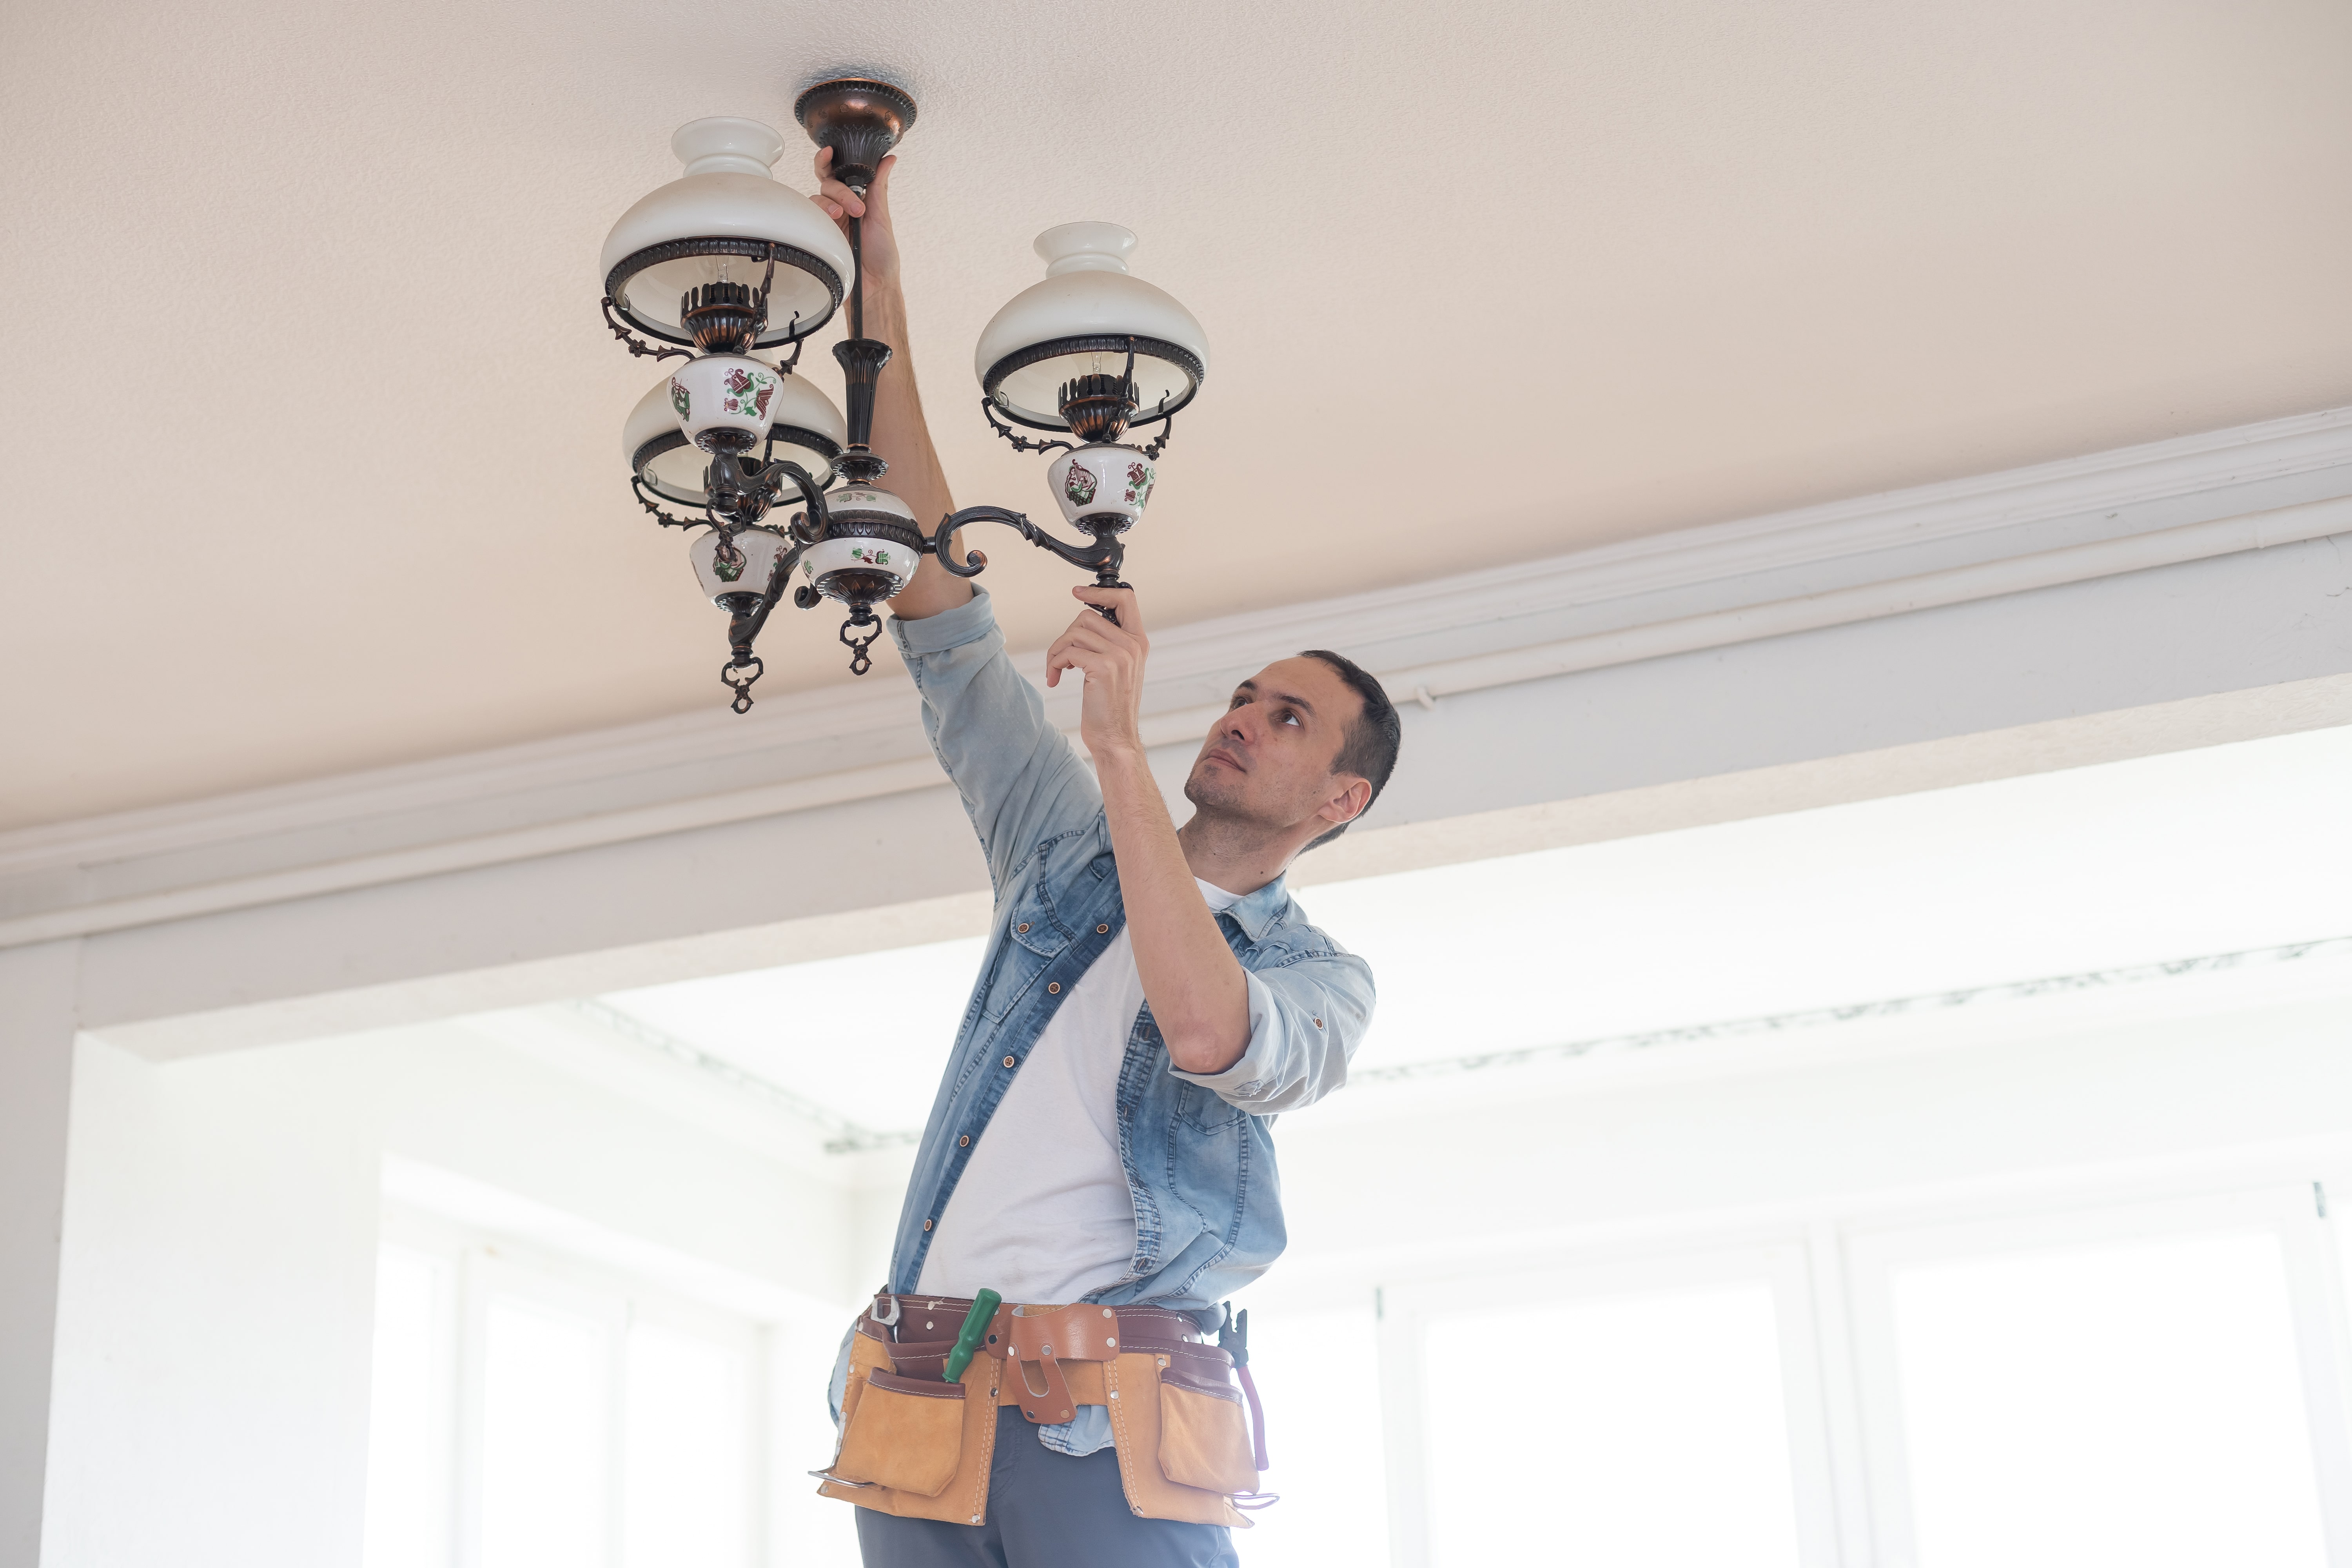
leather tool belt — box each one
[815,1291,1272,1529]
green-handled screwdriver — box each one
[941,1289,1002,1383]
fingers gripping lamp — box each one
[597,78,1209,711]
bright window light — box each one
[1422,1282,1803,1568]
[362,1247,451,1568]
[624,1323,751,1568]
[1234,1304,1387,1568]
[1890,1231,2327,1568]
[481,1296,612,1568]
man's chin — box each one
[1182,765,1241,811]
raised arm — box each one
[811,149,971,622]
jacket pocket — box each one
[980,878,1073,1021]
[1156,1370,1258,1495]
[1176,1081,1247,1133]
[832,1370,967,1497]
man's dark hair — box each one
[1298,649,1402,852]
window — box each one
[1379,1245,1838,1567]
[364,1247,454,1568]
[1236,1301,1389,1568]
[1421,1281,1805,1567]
[362,1230,762,1568]
[1884,1233,2326,1567]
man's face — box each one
[1182,656,1366,837]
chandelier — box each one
[597,79,1211,711]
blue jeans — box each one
[854,1406,1240,1568]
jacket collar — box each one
[1218,874,1292,944]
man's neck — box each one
[1174,812,1305,897]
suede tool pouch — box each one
[831,1370,965,1497]
[1156,1372,1259,1496]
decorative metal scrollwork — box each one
[980,399,1076,457]
[601,296,693,363]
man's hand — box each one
[812,147,899,287]
[1045,586,1147,761]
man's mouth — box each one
[1203,745,1247,773]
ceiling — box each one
[4,0,2349,829]
[595,725,2352,1142]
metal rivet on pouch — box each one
[1106,1337,1117,1348]
[1102,1307,1114,1316]
[1109,1389,1120,1399]
[970,1516,982,1524]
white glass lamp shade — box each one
[602,118,857,350]
[972,223,1209,432]
[624,366,844,508]
[689,526,791,603]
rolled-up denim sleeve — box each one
[1167,947,1374,1114]
[889,589,1102,893]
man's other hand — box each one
[812,147,900,287]
[1045,586,1148,761]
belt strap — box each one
[863,1292,1232,1425]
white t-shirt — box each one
[914,879,1246,1305]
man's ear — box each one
[1317,777,1373,829]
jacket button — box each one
[1003,1055,1016,1068]
[1047,981,1061,994]
[923,1219,933,1230]
[1016,922,1031,934]
[959,1134,970,1147]
[1097,924,1110,934]
[1314,1016,1324,1028]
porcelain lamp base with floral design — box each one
[1047,443,1155,531]
[670,354,782,454]
[688,525,792,607]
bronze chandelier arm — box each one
[760,458,831,543]
[722,529,814,672]
[928,505,1125,580]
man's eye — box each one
[1281,711,1300,726]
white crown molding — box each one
[9,405,2352,947]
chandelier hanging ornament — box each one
[596,78,1209,711]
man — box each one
[812,148,1402,1568]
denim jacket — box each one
[829,589,1376,1455]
